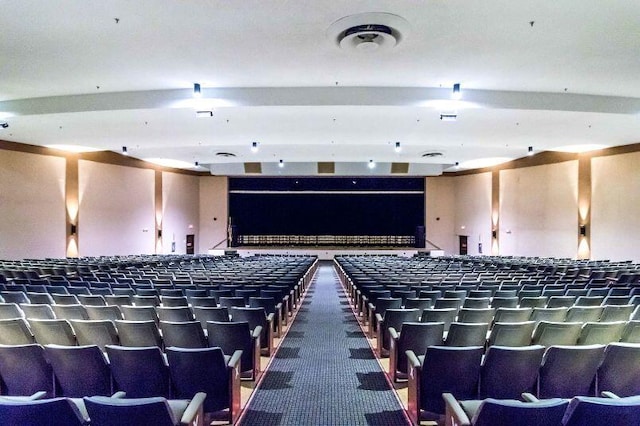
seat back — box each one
[84,396,175,426]
[115,320,163,348]
[472,398,569,426]
[444,322,489,347]
[566,306,603,323]
[457,308,494,324]
[530,307,568,324]
[21,303,56,320]
[600,305,635,322]
[105,345,170,398]
[538,344,605,398]
[562,395,640,426]
[421,308,457,332]
[69,319,119,351]
[0,343,54,397]
[380,308,421,350]
[193,306,229,329]
[480,345,545,399]
[0,303,24,320]
[120,306,158,323]
[45,344,112,397]
[395,322,444,374]
[28,319,77,346]
[160,320,207,348]
[51,304,88,320]
[230,307,269,349]
[532,321,582,346]
[166,346,230,413]
[0,397,87,426]
[577,321,626,345]
[207,321,255,374]
[0,318,35,344]
[156,306,194,323]
[596,342,640,396]
[421,345,483,414]
[488,321,535,347]
[621,320,640,343]
[85,305,123,321]
[493,307,532,323]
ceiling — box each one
[1,1,639,175]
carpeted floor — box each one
[238,262,409,426]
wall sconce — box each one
[492,230,497,239]
[70,224,77,236]
[579,224,587,237]
[157,229,162,238]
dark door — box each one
[459,235,468,255]
[186,234,195,254]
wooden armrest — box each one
[180,392,206,425]
[601,391,620,399]
[443,393,471,426]
[521,392,539,402]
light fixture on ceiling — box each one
[0,121,8,129]
[195,110,212,118]
[193,83,201,98]
[440,113,457,121]
[368,159,376,169]
[194,161,199,167]
[528,146,534,156]
[122,146,128,155]
[251,142,259,153]
[278,159,284,168]
[394,141,401,153]
[454,162,460,169]
[452,83,462,100]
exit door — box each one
[459,235,468,255]
[186,234,195,254]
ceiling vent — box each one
[422,152,444,158]
[327,13,410,53]
[215,152,236,158]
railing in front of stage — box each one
[236,235,416,247]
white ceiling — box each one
[1,0,639,175]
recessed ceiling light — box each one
[251,142,259,153]
[278,159,284,168]
[368,159,376,169]
[528,146,534,156]
[394,142,401,153]
[122,146,128,155]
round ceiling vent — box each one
[327,12,410,53]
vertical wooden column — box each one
[491,170,500,255]
[155,170,163,254]
[577,155,591,259]
[65,155,79,257]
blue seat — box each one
[0,397,88,425]
[562,395,640,426]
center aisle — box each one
[238,262,409,425]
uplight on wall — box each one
[528,146,534,156]
[368,159,376,169]
[579,224,587,237]
[278,159,284,168]
[251,142,259,153]
[394,141,401,153]
[122,146,128,155]
[193,83,202,98]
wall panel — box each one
[162,172,200,254]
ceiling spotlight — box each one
[122,146,128,155]
[454,162,460,169]
[452,83,462,100]
[195,110,212,118]
[528,146,534,156]
[251,142,259,153]
[278,159,284,168]
[194,161,199,167]
[0,121,8,129]
[193,83,201,98]
[440,113,457,121]
[394,141,401,153]
[368,159,376,169]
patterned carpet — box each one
[238,262,409,425]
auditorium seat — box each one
[596,342,640,396]
[120,305,158,324]
[367,297,402,336]
[388,321,444,382]
[421,308,457,333]
[0,343,54,397]
[565,306,603,323]
[207,321,261,380]
[165,347,241,424]
[561,395,640,426]
[0,397,88,425]
[532,321,582,346]
[407,345,483,421]
[538,344,605,398]
[28,319,77,346]
[0,302,24,319]
[161,321,207,349]
[85,305,124,322]
[156,307,195,324]
[443,393,568,426]
[192,306,229,330]
[230,307,274,356]
[84,393,206,426]
[69,319,119,351]
[376,308,421,355]
[621,320,640,343]
[0,318,35,344]
[105,345,171,398]
[444,322,489,347]
[45,344,112,397]
[115,320,163,348]
[51,304,89,321]
[20,303,56,319]
[479,345,545,399]
[457,308,495,324]
[577,321,626,345]
[530,307,568,324]
[493,307,533,324]
[600,304,635,322]
[487,321,536,347]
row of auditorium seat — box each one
[405,342,640,421]
[0,343,240,423]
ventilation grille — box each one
[244,162,262,174]
[215,152,236,158]
[317,162,335,174]
[391,162,409,174]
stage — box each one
[208,247,445,260]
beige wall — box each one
[425,177,456,254]
[0,150,66,259]
[198,176,229,253]
[591,151,640,261]
[162,172,200,255]
[499,161,579,258]
[78,160,155,256]
[454,173,492,256]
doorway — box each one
[459,235,468,255]
[186,234,195,254]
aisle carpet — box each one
[238,262,409,425]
